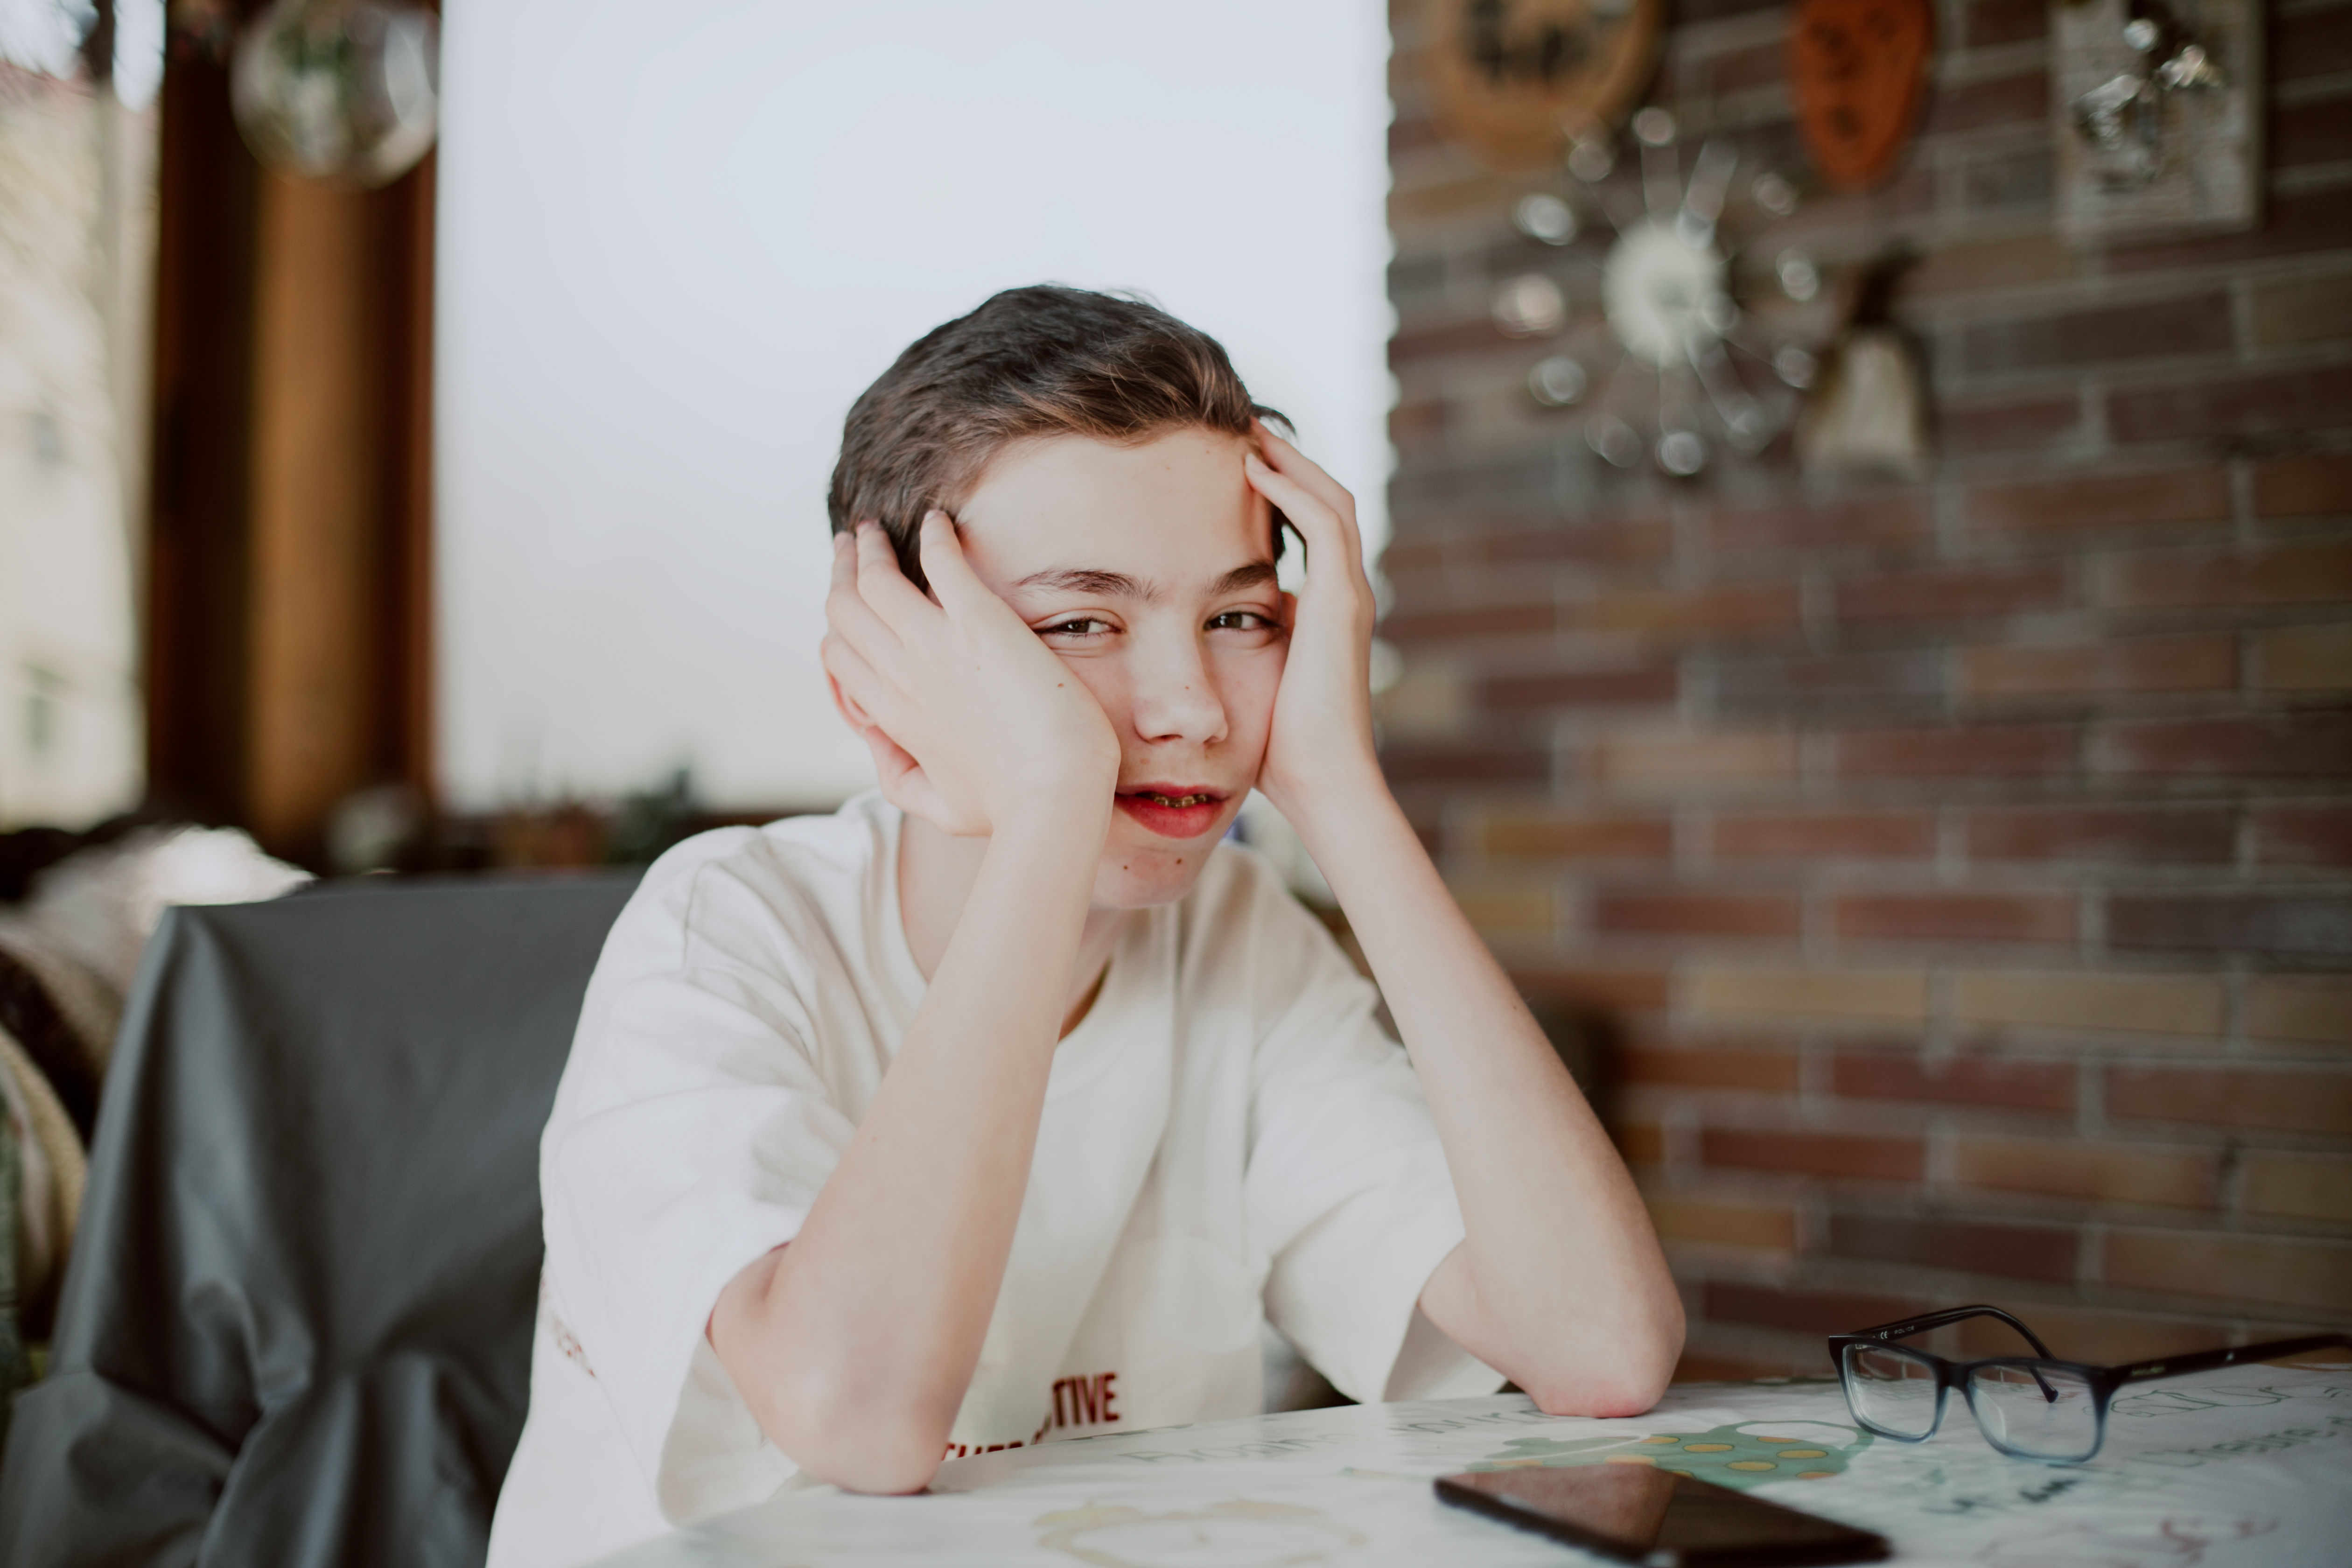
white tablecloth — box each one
[595,1355,2352,1566]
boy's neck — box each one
[896,812,1124,1039]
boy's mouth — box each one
[1115,785,1229,840]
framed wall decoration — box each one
[1787,0,1935,191]
[1417,0,1668,169]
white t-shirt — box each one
[487,794,1498,1568]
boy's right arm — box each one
[707,518,1115,1494]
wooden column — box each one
[144,31,434,866]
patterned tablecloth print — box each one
[596,1356,2352,1567]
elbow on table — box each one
[754,1372,952,1496]
[1522,1316,1685,1419]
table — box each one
[597,1355,2352,1566]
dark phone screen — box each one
[1436,1466,1891,1567]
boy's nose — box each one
[1128,633,1228,747]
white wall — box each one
[436,0,1394,812]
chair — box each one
[0,874,637,1568]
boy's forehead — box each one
[956,429,1268,582]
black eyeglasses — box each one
[1828,1304,2352,1465]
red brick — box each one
[1839,724,2079,778]
[1594,890,1805,939]
[1646,1194,1799,1252]
[1380,600,1554,645]
[2095,711,2352,778]
[1953,1137,2217,1210]
[2109,364,2352,445]
[2254,802,2352,866]
[1478,812,1673,859]
[2277,6,2352,79]
[1704,1282,1925,1336]
[2256,625,2352,692]
[1963,0,2045,45]
[1615,1120,1665,1166]
[2102,540,2352,609]
[1937,395,2087,457]
[1908,235,2076,297]
[1388,399,1447,449]
[1960,147,2054,214]
[1707,495,1932,553]
[2253,454,2352,518]
[2274,98,2352,170]
[1831,1050,2075,1112]
[1833,892,2079,945]
[1965,467,2231,534]
[1827,1212,2079,1282]
[2108,188,2352,273]
[1960,634,2237,700]
[2250,275,2352,348]
[1473,515,1675,564]
[1962,295,2233,375]
[1379,741,1550,784]
[1388,317,1506,364]
[1569,582,1804,640]
[1620,1045,1802,1093]
[1713,812,1938,861]
[1483,667,1679,709]
[1965,806,2236,863]
[1699,1127,1925,1182]
[2103,1231,2352,1315]
[1921,70,2047,135]
[1837,562,2071,623]
[2107,894,2352,957]
[2107,1066,2352,1137]
[1954,1308,2224,1364]
[1517,965,1674,1014]
[1716,651,1945,710]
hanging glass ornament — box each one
[231,0,437,188]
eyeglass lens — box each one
[1841,1344,1941,1438]
[1967,1362,2099,1461]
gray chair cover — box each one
[0,874,637,1568]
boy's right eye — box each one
[1038,617,1113,639]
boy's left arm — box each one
[1245,432,1684,1418]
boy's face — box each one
[955,427,1286,909]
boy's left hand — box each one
[1244,427,1384,822]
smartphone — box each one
[1435,1465,1890,1567]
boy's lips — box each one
[1115,785,1230,840]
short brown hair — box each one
[828,286,1284,589]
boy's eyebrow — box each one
[1012,560,1278,600]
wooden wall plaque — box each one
[1418,0,1666,170]
[1788,0,1935,191]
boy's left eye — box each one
[1207,610,1275,631]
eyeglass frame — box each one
[1827,1303,2352,1465]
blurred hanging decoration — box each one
[1787,0,1935,191]
[2052,0,2259,245]
[230,0,437,188]
[1795,248,1929,478]
[1499,107,1827,479]
[1418,0,1667,169]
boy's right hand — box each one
[822,514,1120,839]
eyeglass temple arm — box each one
[2113,1332,2352,1385]
[1845,1304,2058,1361]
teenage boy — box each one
[487,287,1681,1568]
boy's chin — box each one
[1089,825,1230,910]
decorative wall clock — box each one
[1787,0,1934,191]
[1497,110,1823,478]
[1418,0,1668,169]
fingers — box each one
[1244,451,1364,593]
[826,526,903,665]
[914,511,991,618]
[1255,422,1362,558]
[853,520,937,634]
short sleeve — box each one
[1231,859,1504,1406]
[538,852,865,1518]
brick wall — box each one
[1381,0,2352,1375]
